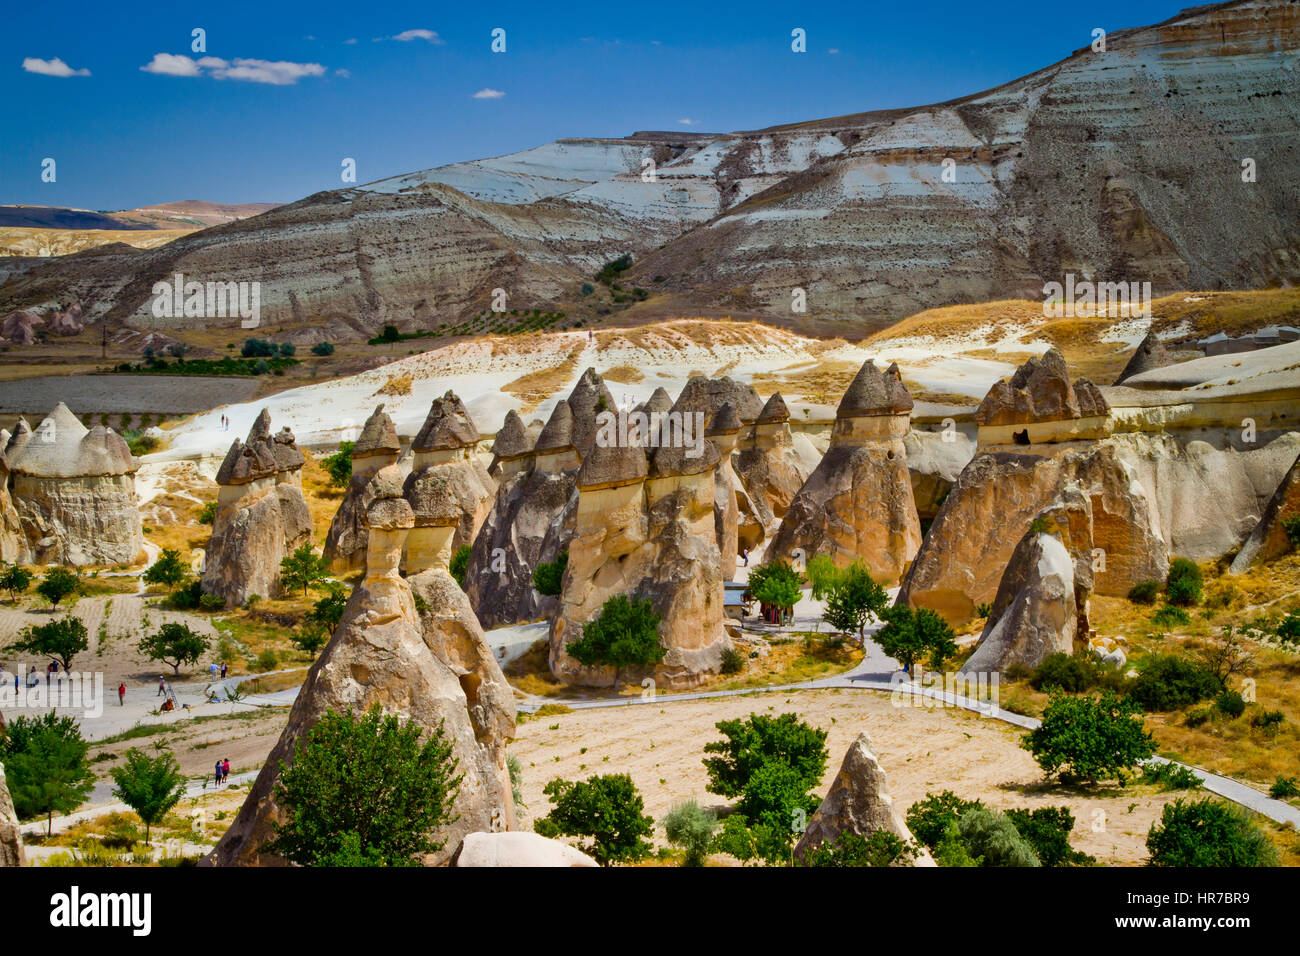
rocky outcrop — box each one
[1114,332,1172,385]
[401,391,495,574]
[452,831,598,867]
[6,402,143,566]
[1230,450,1300,572]
[706,403,742,567]
[202,409,312,606]
[673,375,763,426]
[465,400,578,628]
[733,392,812,554]
[793,732,932,867]
[208,480,516,867]
[961,493,1094,674]
[769,361,921,584]
[567,368,617,459]
[975,349,1110,446]
[0,445,28,564]
[550,421,729,688]
[0,757,26,868]
[487,409,533,479]
[322,405,401,574]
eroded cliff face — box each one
[208,491,515,867]
[6,3,1293,334]
[11,473,142,566]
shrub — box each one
[953,807,1040,867]
[822,562,889,639]
[1250,709,1285,733]
[906,790,984,851]
[975,602,992,618]
[802,830,917,867]
[1127,654,1222,711]
[1214,690,1246,718]
[167,579,203,610]
[1280,514,1300,550]
[531,550,568,596]
[1030,652,1104,694]
[1127,580,1160,605]
[1166,557,1203,606]
[280,543,329,596]
[1146,798,1278,866]
[534,774,654,866]
[1023,691,1155,783]
[199,593,225,611]
[804,554,843,600]
[1140,761,1202,791]
[322,441,354,487]
[310,341,335,356]
[1184,707,1213,728]
[253,649,278,672]
[662,799,718,866]
[268,705,462,866]
[1004,807,1094,866]
[198,501,218,524]
[720,646,745,675]
[566,594,664,678]
[278,342,296,357]
[1276,612,1300,646]
[1152,605,1190,628]
[144,548,188,591]
[448,545,471,590]
[1267,776,1299,799]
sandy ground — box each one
[509,688,1183,865]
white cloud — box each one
[473,88,505,99]
[140,53,326,85]
[393,29,442,43]
[23,56,90,77]
[678,117,696,126]
[334,68,351,78]
[140,53,202,77]
[344,38,358,45]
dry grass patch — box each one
[600,365,644,384]
[375,372,413,397]
[503,342,584,411]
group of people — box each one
[207,661,229,681]
[214,758,232,786]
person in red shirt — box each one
[118,683,126,706]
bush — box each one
[280,543,328,596]
[1152,605,1190,628]
[1268,775,1299,799]
[531,550,568,596]
[534,774,654,866]
[953,807,1040,867]
[322,441,354,487]
[720,647,745,675]
[144,548,188,591]
[36,567,80,609]
[1280,514,1300,550]
[1250,709,1285,733]
[1141,761,1202,790]
[199,593,225,611]
[1127,654,1222,711]
[975,602,992,618]
[801,830,917,867]
[804,554,844,600]
[906,790,984,851]
[1146,798,1278,866]
[448,545,471,590]
[278,342,296,358]
[1214,690,1246,718]
[268,705,462,866]
[566,594,664,677]
[1030,652,1105,693]
[1166,557,1203,607]
[662,799,718,866]
[198,501,217,524]
[1184,707,1213,728]
[311,341,335,356]
[1276,612,1300,646]
[872,604,957,672]
[1023,691,1154,783]
[253,649,278,672]
[168,579,204,610]
[1127,580,1160,605]
[1004,807,1094,866]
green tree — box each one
[197,501,218,525]
[143,548,188,591]
[532,550,569,597]
[748,560,803,621]
[822,562,889,639]
[8,616,89,672]
[1146,798,1278,867]
[905,790,985,851]
[294,584,348,658]
[109,746,188,842]
[1004,807,1094,866]
[1023,690,1155,783]
[952,807,1040,867]
[662,799,718,866]
[35,567,80,609]
[873,604,958,673]
[269,706,462,866]
[1,712,95,835]
[0,564,32,603]
[448,545,472,590]
[804,554,845,600]
[1166,557,1203,607]
[322,441,355,487]
[801,829,917,867]
[311,341,335,357]
[534,774,654,866]
[138,621,210,676]
[703,712,828,807]
[566,594,665,680]
[280,543,329,597]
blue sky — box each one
[6,0,1186,211]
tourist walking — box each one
[220,662,228,679]
[157,675,167,697]
[222,759,231,784]
[118,682,126,706]
[215,760,223,786]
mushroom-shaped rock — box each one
[354,404,401,457]
[838,360,913,418]
[413,391,479,452]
